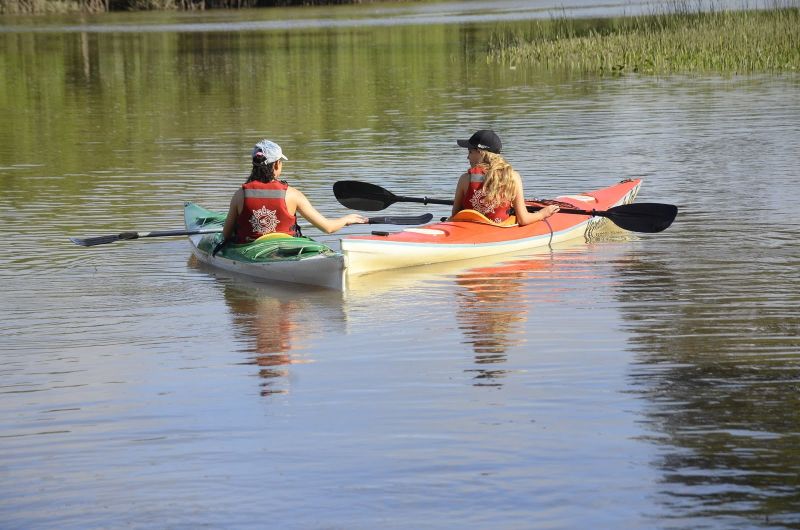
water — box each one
[2,2,800,528]
[0,0,769,33]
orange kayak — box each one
[341,179,641,274]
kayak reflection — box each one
[346,241,600,387]
[456,258,548,386]
[223,283,310,396]
[216,275,345,397]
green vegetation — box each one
[488,5,800,74]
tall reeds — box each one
[488,3,800,74]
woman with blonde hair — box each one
[453,130,559,225]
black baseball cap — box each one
[457,129,502,154]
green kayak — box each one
[184,202,346,290]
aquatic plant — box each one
[488,3,800,74]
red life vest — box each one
[235,180,298,243]
[461,166,512,223]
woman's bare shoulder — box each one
[285,185,311,208]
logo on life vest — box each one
[249,206,279,234]
[469,187,487,211]
[469,188,505,223]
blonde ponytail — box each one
[477,151,516,206]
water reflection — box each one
[346,238,619,388]
[0,0,765,34]
[455,259,541,386]
[223,285,305,396]
[615,249,800,526]
[218,277,344,397]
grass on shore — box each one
[488,5,800,74]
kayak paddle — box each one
[69,229,223,247]
[69,213,435,247]
[334,180,454,210]
[333,180,677,234]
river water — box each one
[2,2,800,528]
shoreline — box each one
[2,0,402,15]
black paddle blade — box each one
[368,213,433,225]
[333,181,396,211]
[69,234,121,247]
[604,202,678,233]
[69,231,142,247]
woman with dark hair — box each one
[221,139,367,244]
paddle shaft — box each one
[70,214,434,247]
[391,196,594,216]
[69,229,222,247]
[121,229,220,240]
[389,196,613,218]
[352,186,592,212]
[393,195,455,207]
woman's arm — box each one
[510,172,559,226]
[451,172,470,216]
[222,188,244,240]
[289,187,367,234]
